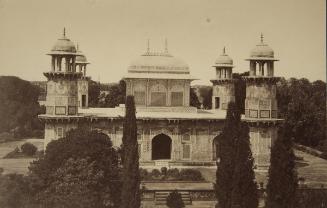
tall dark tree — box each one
[120,96,140,208]
[230,124,258,208]
[266,124,298,208]
[215,102,241,208]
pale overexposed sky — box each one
[0,0,325,84]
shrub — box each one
[166,190,185,208]
[179,169,204,181]
[21,142,37,156]
[151,169,161,178]
[161,167,168,176]
[140,168,149,180]
[166,168,180,180]
[3,147,20,158]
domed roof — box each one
[128,51,189,74]
[214,47,234,67]
[75,44,89,64]
[249,34,274,58]
[49,29,77,55]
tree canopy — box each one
[0,76,43,138]
[29,128,121,208]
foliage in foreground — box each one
[215,102,258,208]
[266,124,298,208]
[28,128,121,208]
[140,168,205,181]
[120,96,140,208]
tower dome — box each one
[214,47,234,67]
[250,34,274,58]
[50,28,76,54]
[75,44,88,64]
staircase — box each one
[155,191,192,205]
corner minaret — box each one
[75,44,90,108]
[41,29,82,149]
[210,47,235,110]
[243,34,281,169]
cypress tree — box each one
[215,102,241,208]
[230,124,258,208]
[266,124,298,208]
[120,96,141,208]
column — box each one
[51,56,55,71]
[72,57,76,72]
[58,57,62,71]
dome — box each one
[214,47,233,67]
[250,43,274,58]
[76,54,88,63]
[128,51,189,74]
[50,29,76,54]
[75,45,88,63]
[250,35,274,58]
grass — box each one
[0,138,43,175]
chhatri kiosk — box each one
[40,30,282,169]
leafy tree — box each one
[21,142,37,156]
[0,173,36,208]
[266,124,298,208]
[232,72,248,113]
[277,78,326,148]
[215,102,241,208]
[88,80,101,107]
[120,96,140,208]
[0,76,43,137]
[190,88,201,108]
[103,80,126,107]
[29,128,121,207]
[166,190,185,208]
[37,158,112,208]
[230,124,258,208]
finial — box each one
[164,38,168,53]
[76,43,79,51]
[147,39,150,53]
[223,46,226,54]
[260,33,264,43]
[63,27,66,37]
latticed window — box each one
[134,91,146,105]
[171,92,183,106]
[151,92,166,106]
[57,127,64,139]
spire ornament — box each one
[164,38,168,53]
[260,33,264,43]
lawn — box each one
[0,138,44,174]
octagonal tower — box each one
[210,47,235,110]
[243,34,282,169]
[41,29,82,149]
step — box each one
[155,191,192,205]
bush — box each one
[166,168,180,180]
[3,147,20,158]
[179,169,204,181]
[166,190,185,208]
[151,169,161,178]
[161,167,168,176]
[21,142,37,156]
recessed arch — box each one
[152,133,172,160]
[212,135,221,161]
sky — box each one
[0,0,325,85]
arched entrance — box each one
[152,134,172,160]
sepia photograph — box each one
[0,0,326,207]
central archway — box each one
[152,134,172,160]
